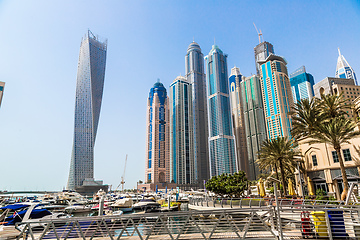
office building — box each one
[145,81,170,185]
[258,54,294,139]
[0,82,4,107]
[169,76,195,185]
[240,75,267,180]
[67,30,108,194]
[313,77,355,98]
[335,48,357,85]
[254,41,274,76]
[228,67,249,176]
[290,66,315,103]
[205,45,237,177]
[185,42,209,185]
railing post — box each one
[230,198,233,208]
[240,198,242,208]
[221,198,223,208]
[274,182,283,240]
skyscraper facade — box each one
[169,76,194,184]
[335,48,357,85]
[240,75,267,180]
[145,81,170,184]
[290,66,315,103]
[205,45,237,177]
[228,67,249,176]
[0,81,5,108]
[258,54,294,140]
[67,30,107,191]
[185,42,209,185]
[254,41,274,76]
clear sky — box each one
[0,0,359,191]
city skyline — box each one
[0,0,359,190]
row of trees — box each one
[205,94,359,200]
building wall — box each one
[145,82,170,185]
[240,75,267,180]
[299,137,360,199]
[205,45,237,177]
[67,31,107,190]
[0,81,5,108]
[169,76,195,184]
[331,84,360,118]
[185,42,209,185]
[259,56,294,140]
[229,67,249,176]
[313,77,355,98]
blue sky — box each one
[0,0,359,191]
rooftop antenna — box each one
[338,47,341,56]
[253,23,263,44]
[214,37,216,45]
[193,36,195,42]
[157,78,160,83]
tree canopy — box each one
[205,171,248,197]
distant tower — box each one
[67,30,107,193]
[145,81,170,185]
[258,54,294,140]
[290,66,315,103]
[169,76,194,184]
[335,48,357,85]
[240,75,267,180]
[228,67,249,176]
[205,45,237,177]
[0,81,4,108]
[185,42,209,185]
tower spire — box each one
[338,47,341,56]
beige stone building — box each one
[299,137,360,199]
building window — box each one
[332,151,339,163]
[312,155,318,166]
[343,149,352,161]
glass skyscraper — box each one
[145,81,170,184]
[185,42,209,185]
[169,76,194,184]
[205,45,237,177]
[228,67,249,176]
[67,30,107,191]
[290,66,314,103]
[258,54,294,140]
[240,75,267,180]
[335,48,357,85]
[0,81,5,108]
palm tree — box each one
[257,137,301,196]
[291,94,360,200]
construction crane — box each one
[116,154,128,192]
[253,23,263,44]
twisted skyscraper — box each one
[67,30,107,193]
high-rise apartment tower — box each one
[205,45,237,177]
[228,67,249,176]
[240,75,267,180]
[145,81,170,184]
[254,41,274,76]
[258,54,294,140]
[185,42,209,185]
[169,76,194,184]
[67,30,107,193]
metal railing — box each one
[188,197,354,209]
[13,203,360,240]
